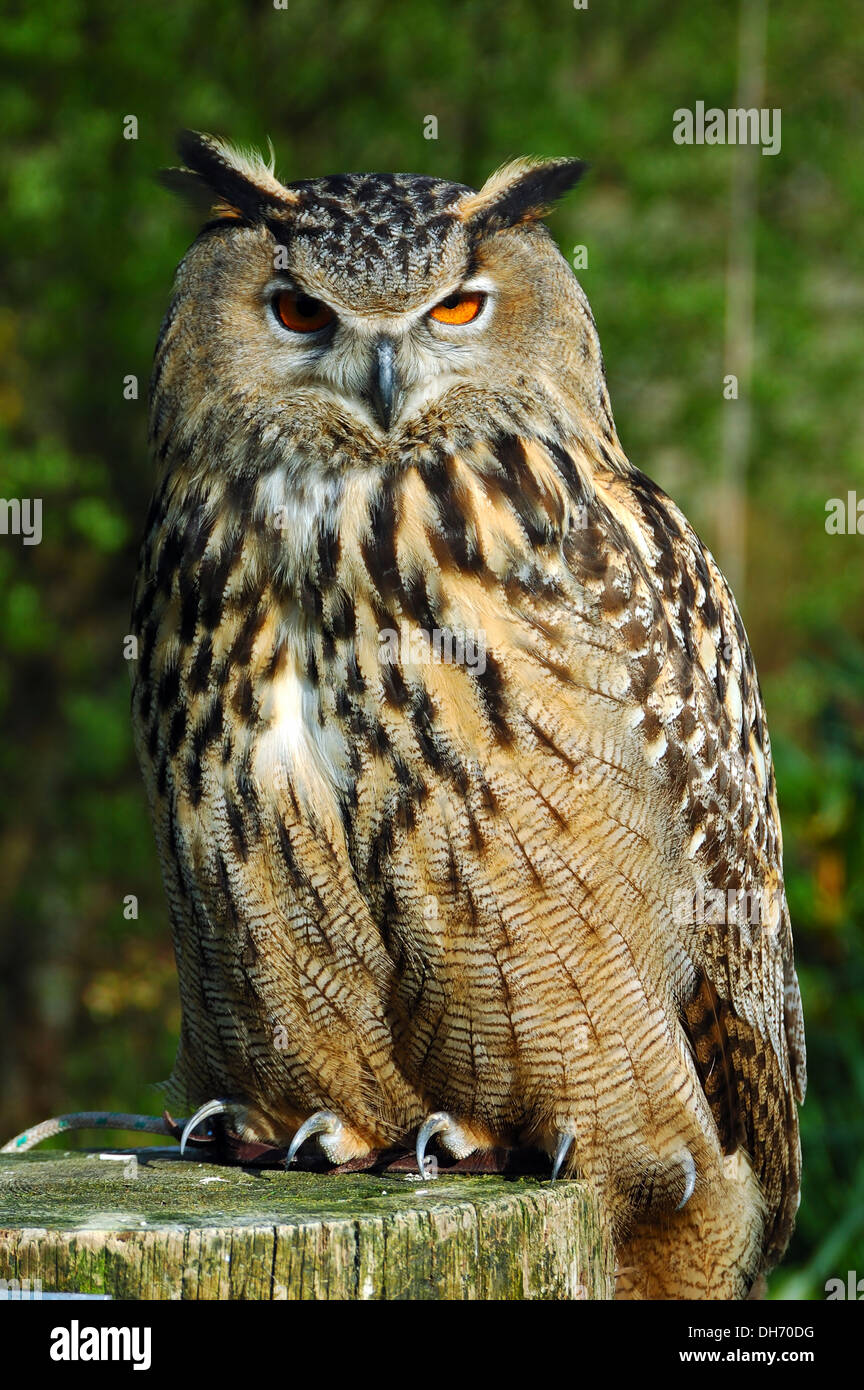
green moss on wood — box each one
[0,1150,614,1300]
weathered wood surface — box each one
[0,1149,613,1300]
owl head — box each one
[155,133,611,464]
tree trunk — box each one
[0,1150,614,1300]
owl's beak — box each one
[368,336,399,431]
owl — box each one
[130,131,806,1300]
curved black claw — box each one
[286,1110,343,1167]
[551,1132,575,1182]
[179,1099,234,1157]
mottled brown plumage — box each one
[131,132,805,1298]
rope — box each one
[0,1113,176,1153]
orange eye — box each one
[274,290,335,334]
[428,291,486,325]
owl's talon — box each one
[179,1099,234,1156]
[551,1132,575,1181]
[415,1112,449,1177]
[675,1148,697,1210]
[415,1111,478,1176]
[286,1110,343,1166]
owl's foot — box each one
[179,1098,237,1155]
[415,1112,479,1176]
[615,1150,762,1298]
[285,1110,371,1166]
[547,1131,696,1197]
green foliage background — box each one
[1,0,861,1299]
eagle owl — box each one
[131,132,806,1300]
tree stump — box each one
[0,1150,614,1300]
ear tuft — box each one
[458,157,588,235]
[159,130,300,222]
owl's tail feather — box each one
[0,1112,175,1154]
